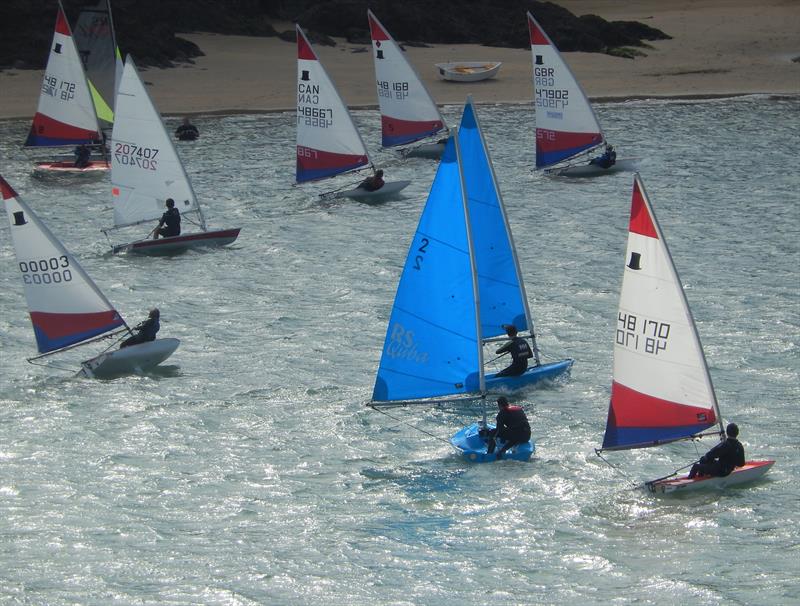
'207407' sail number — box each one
[114,143,159,171]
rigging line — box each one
[594,449,640,489]
[368,405,454,448]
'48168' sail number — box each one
[114,143,159,171]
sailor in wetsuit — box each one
[153,198,181,239]
[175,117,199,141]
[120,308,160,348]
[485,396,532,459]
[74,144,91,168]
[357,169,385,192]
[589,143,616,169]
[494,324,533,377]
[688,423,746,478]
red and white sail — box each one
[111,56,200,229]
[25,2,103,148]
[296,25,370,183]
[368,10,445,148]
[527,12,603,168]
[1,175,125,354]
[602,175,720,450]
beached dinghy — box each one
[369,97,573,462]
[528,12,637,178]
[435,62,502,82]
[104,57,240,254]
[1,175,178,378]
[26,2,109,174]
[596,175,774,493]
[296,25,410,203]
[368,10,448,159]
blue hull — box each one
[484,358,574,393]
[450,423,534,463]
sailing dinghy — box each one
[1,175,179,378]
[73,0,122,131]
[370,97,573,462]
[26,2,109,173]
[527,12,637,178]
[296,25,411,203]
[368,10,448,159]
[597,175,774,493]
[105,56,240,254]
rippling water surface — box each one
[0,96,798,605]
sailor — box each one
[589,143,616,169]
[357,169,385,192]
[120,308,160,348]
[74,144,91,168]
[494,324,533,377]
[688,423,746,478]
[175,117,199,141]
[486,396,532,459]
[153,198,181,239]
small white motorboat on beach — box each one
[435,61,501,82]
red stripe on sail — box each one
[536,129,601,154]
[369,15,389,41]
[528,15,549,45]
[297,29,316,61]
[629,180,658,238]
[29,112,100,143]
[30,310,123,339]
[1,175,18,200]
[610,381,716,428]
[55,6,72,36]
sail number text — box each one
[617,312,670,355]
[298,83,333,128]
[413,237,429,270]
[534,68,568,109]
[114,143,159,171]
[19,256,73,285]
[377,80,409,100]
[42,75,76,101]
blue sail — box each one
[372,135,480,402]
[458,99,528,339]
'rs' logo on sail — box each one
[386,322,429,364]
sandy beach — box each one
[1,0,797,118]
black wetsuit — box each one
[590,149,616,168]
[495,336,533,377]
[487,405,532,457]
[358,176,384,192]
[120,317,160,348]
[175,124,199,140]
[688,437,745,478]
[74,146,90,168]
[158,207,181,238]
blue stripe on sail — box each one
[372,136,480,402]
[25,134,100,147]
[602,423,714,450]
[382,127,441,147]
[458,100,527,339]
[536,144,596,168]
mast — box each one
[467,96,541,365]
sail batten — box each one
[601,175,720,451]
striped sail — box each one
[111,57,200,229]
[527,12,603,168]
[459,98,530,339]
[372,133,481,402]
[25,2,103,148]
[296,25,370,183]
[368,10,446,148]
[74,0,119,127]
[602,176,719,450]
[1,175,125,354]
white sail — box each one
[111,56,201,229]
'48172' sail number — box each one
[114,143,159,171]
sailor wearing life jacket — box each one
[486,396,531,459]
[495,324,533,377]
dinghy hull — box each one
[402,142,446,160]
[484,358,574,393]
[325,180,411,203]
[451,422,534,463]
[646,460,775,494]
[34,160,110,173]
[113,228,241,255]
[435,62,502,82]
[547,158,639,178]
[79,337,180,378]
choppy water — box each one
[0,96,798,605]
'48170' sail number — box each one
[114,143,159,171]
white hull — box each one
[647,460,775,494]
[435,62,501,82]
[324,180,411,203]
[547,157,639,178]
[79,337,180,378]
[402,141,446,159]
